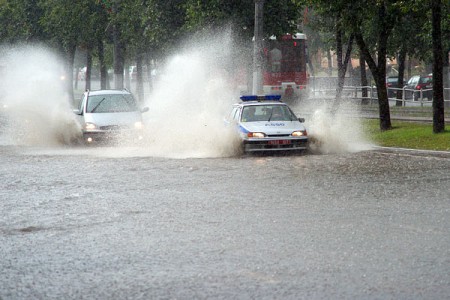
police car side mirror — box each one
[298,118,305,123]
[73,109,82,115]
[141,107,149,113]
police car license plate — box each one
[269,140,291,145]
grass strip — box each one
[363,119,450,151]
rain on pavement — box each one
[0,45,449,299]
[1,145,449,299]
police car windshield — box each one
[241,105,296,122]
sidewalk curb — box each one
[373,146,450,158]
[362,115,450,123]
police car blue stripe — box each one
[239,124,249,133]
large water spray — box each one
[0,34,372,158]
[0,45,81,146]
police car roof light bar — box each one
[240,95,282,102]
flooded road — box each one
[1,146,449,299]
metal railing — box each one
[309,86,450,107]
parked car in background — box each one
[386,76,405,98]
[404,74,433,101]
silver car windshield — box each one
[87,94,138,113]
[241,105,296,122]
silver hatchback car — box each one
[74,89,149,144]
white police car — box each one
[226,95,308,152]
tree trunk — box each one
[335,25,343,103]
[112,2,124,89]
[431,0,445,133]
[353,2,392,131]
[146,53,154,96]
[374,68,391,131]
[136,53,144,103]
[360,51,368,104]
[444,50,450,107]
[125,63,131,90]
[60,44,76,103]
[85,47,92,91]
[74,67,79,90]
[396,47,406,106]
[407,57,412,80]
[98,38,108,90]
[327,50,332,76]
[355,33,391,130]
[113,27,125,89]
[333,22,354,112]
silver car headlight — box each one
[247,132,266,138]
[134,121,144,129]
[292,130,307,137]
[84,122,98,130]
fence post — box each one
[371,86,375,105]
[402,86,406,107]
[420,90,424,107]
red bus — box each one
[262,33,308,102]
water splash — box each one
[303,101,373,154]
[0,37,371,158]
[0,45,81,146]
[135,32,242,158]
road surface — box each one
[1,145,449,299]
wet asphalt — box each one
[0,146,449,299]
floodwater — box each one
[1,43,449,299]
[1,145,449,299]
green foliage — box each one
[1,0,448,101]
[0,0,46,42]
[38,0,91,51]
[183,0,301,40]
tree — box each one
[388,11,423,106]
[109,1,126,89]
[80,1,109,91]
[0,0,47,43]
[302,1,357,109]
[116,0,166,102]
[431,0,445,133]
[183,0,305,95]
[39,0,93,99]
[443,4,450,104]
[184,0,301,40]
[351,0,400,131]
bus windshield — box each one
[265,39,306,73]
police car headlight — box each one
[84,122,97,130]
[248,132,266,138]
[292,130,307,137]
[134,121,143,129]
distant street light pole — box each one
[252,0,264,95]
